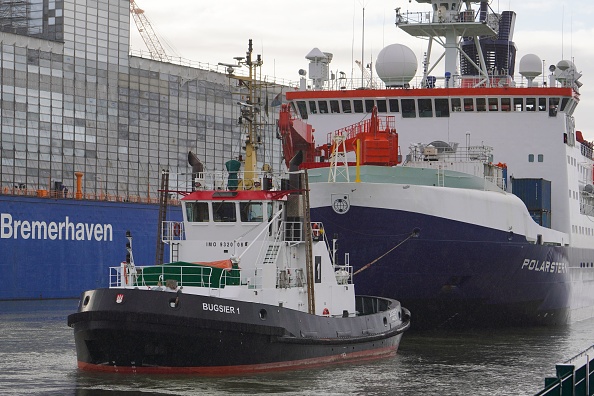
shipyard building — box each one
[0,0,284,199]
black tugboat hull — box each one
[68,288,409,374]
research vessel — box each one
[278,0,594,328]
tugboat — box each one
[67,40,410,374]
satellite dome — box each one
[375,44,417,87]
[556,59,573,71]
[519,54,542,78]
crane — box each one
[129,0,169,62]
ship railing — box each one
[0,185,180,206]
[190,170,283,192]
[109,263,242,290]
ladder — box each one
[155,170,169,264]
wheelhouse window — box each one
[186,202,209,222]
[318,101,329,114]
[341,100,352,113]
[434,98,449,117]
[513,98,523,111]
[463,98,474,111]
[501,98,511,111]
[538,98,546,111]
[476,98,486,112]
[451,98,462,112]
[389,99,400,112]
[296,101,308,119]
[526,98,536,111]
[488,98,498,111]
[560,97,570,112]
[330,100,340,113]
[353,100,364,113]
[213,202,236,222]
[549,97,559,117]
[401,99,416,118]
[365,99,375,113]
[418,99,433,117]
[240,202,264,222]
[376,99,387,113]
[308,101,317,114]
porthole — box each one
[259,309,267,320]
[83,295,90,307]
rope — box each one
[353,229,418,276]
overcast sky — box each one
[129,0,594,140]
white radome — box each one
[519,54,542,78]
[375,44,418,86]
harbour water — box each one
[1,299,593,396]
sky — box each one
[129,0,594,140]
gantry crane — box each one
[129,0,169,62]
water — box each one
[1,299,593,396]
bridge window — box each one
[560,97,569,112]
[463,98,474,111]
[418,99,433,117]
[526,98,536,111]
[389,99,400,112]
[318,101,329,114]
[341,100,352,113]
[376,99,387,113]
[549,98,559,117]
[353,100,364,113]
[476,98,486,112]
[330,100,340,113]
[513,98,523,111]
[186,202,209,222]
[240,202,264,222]
[308,101,317,114]
[365,99,375,113]
[488,98,498,111]
[451,98,462,112]
[435,98,449,117]
[296,101,308,119]
[213,202,236,222]
[501,97,511,111]
[538,98,547,111]
[401,99,416,118]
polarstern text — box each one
[1,213,113,241]
[521,259,567,273]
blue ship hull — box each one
[0,196,182,300]
[311,205,594,329]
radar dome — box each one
[557,59,574,71]
[375,44,417,87]
[519,54,542,78]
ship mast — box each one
[220,39,264,190]
[396,0,512,87]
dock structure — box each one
[536,345,594,395]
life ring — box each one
[173,222,181,236]
[312,223,320,238]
